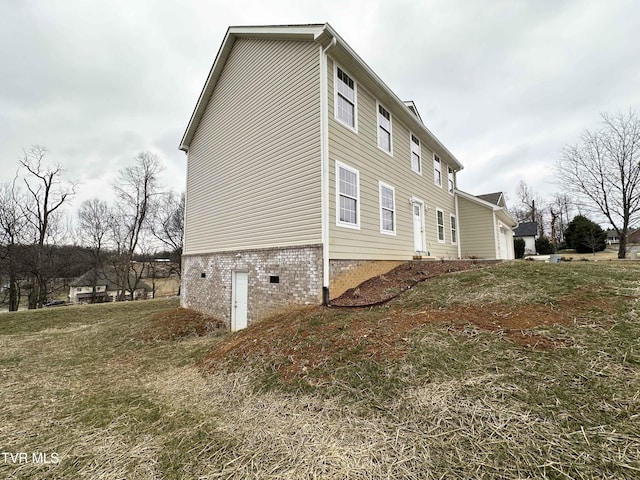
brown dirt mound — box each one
[201,287,618,381]
[331,260,494,306]
[137,307,226,342]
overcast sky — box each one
[1,0,639,216]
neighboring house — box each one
[179,24,501,329]
[69,268,150,304]
[605,229,620,245]
[456,191,517,260]
[605,228,640,245]
[513,221,539,255]
[626,229,640,244]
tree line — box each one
[512,110,640,259]
[0,147,183,311]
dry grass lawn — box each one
[1,261,639,479]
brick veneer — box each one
[182,244,323,328]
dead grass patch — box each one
[136,307,226,342]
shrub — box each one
[564,215,606,254]
[536,236,554,255]
[514,238,526,259]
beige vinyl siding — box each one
[327,58,458,260]
[457,197,497,259]
[184,38,322,255]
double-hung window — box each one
[377,104,392,153]
[336,161,359,228]
[448,167,455,194]
[450,214,457,244]
[410,134,421,173]
[437,209,445,243]
[434,154,442,187]
[379,182,396,234]
[336,67,356,129]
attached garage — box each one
[456,191,517,260]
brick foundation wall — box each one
[329,260,405,300]
[182,244,323,328]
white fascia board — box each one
[228,24,324,40]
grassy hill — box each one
[1,261,639,479]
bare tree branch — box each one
[556,110,640,258]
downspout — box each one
[319,35,336,306]
[454,190,461,259]
[492,209,499,259]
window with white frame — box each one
[379,182,396,234]
[434,154,442,186]
[378,104,392,153]
[448,167,455,194]
[410,134,421,173]
[336,67,356,129]
[437,209,445,242]
[450,214,457,244]
[336,161,359,228]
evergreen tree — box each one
[564,215,606,254]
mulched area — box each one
[200,285,619,381]
[331,260,496,306]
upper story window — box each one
[450,214,457,244]
[379,181,396,234]
[448,167,455,194]
[336,67,356,130]
[410,134,421,174]
[377,104,392,154]
[434,154,442,187]
[336,161,360,229]
[437,209,445,243]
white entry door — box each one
[412,201,425,252]
[232,271,248,331]
[498,225,510,259]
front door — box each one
[232,271,248,331]
[413,200,425,252]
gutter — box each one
[318,31,337,306]
[454,188,461,259]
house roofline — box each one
[179,23,464,170]
[455,189,517,227]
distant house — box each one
[513,222,539,255]
[626,229,640,244]
[69,268,151,304]
[456,191,517,259]
[605,229,620,245]
[179,23,511,330]
[606,228,640,245]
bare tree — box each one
[19,146,76,308]
[110,151,163,300]
[0,182,28,311]
[550,193,574,246]
[514,181,546,234]
[77,198,110,303]
[150,190,184,275]
[557,110,640,258]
